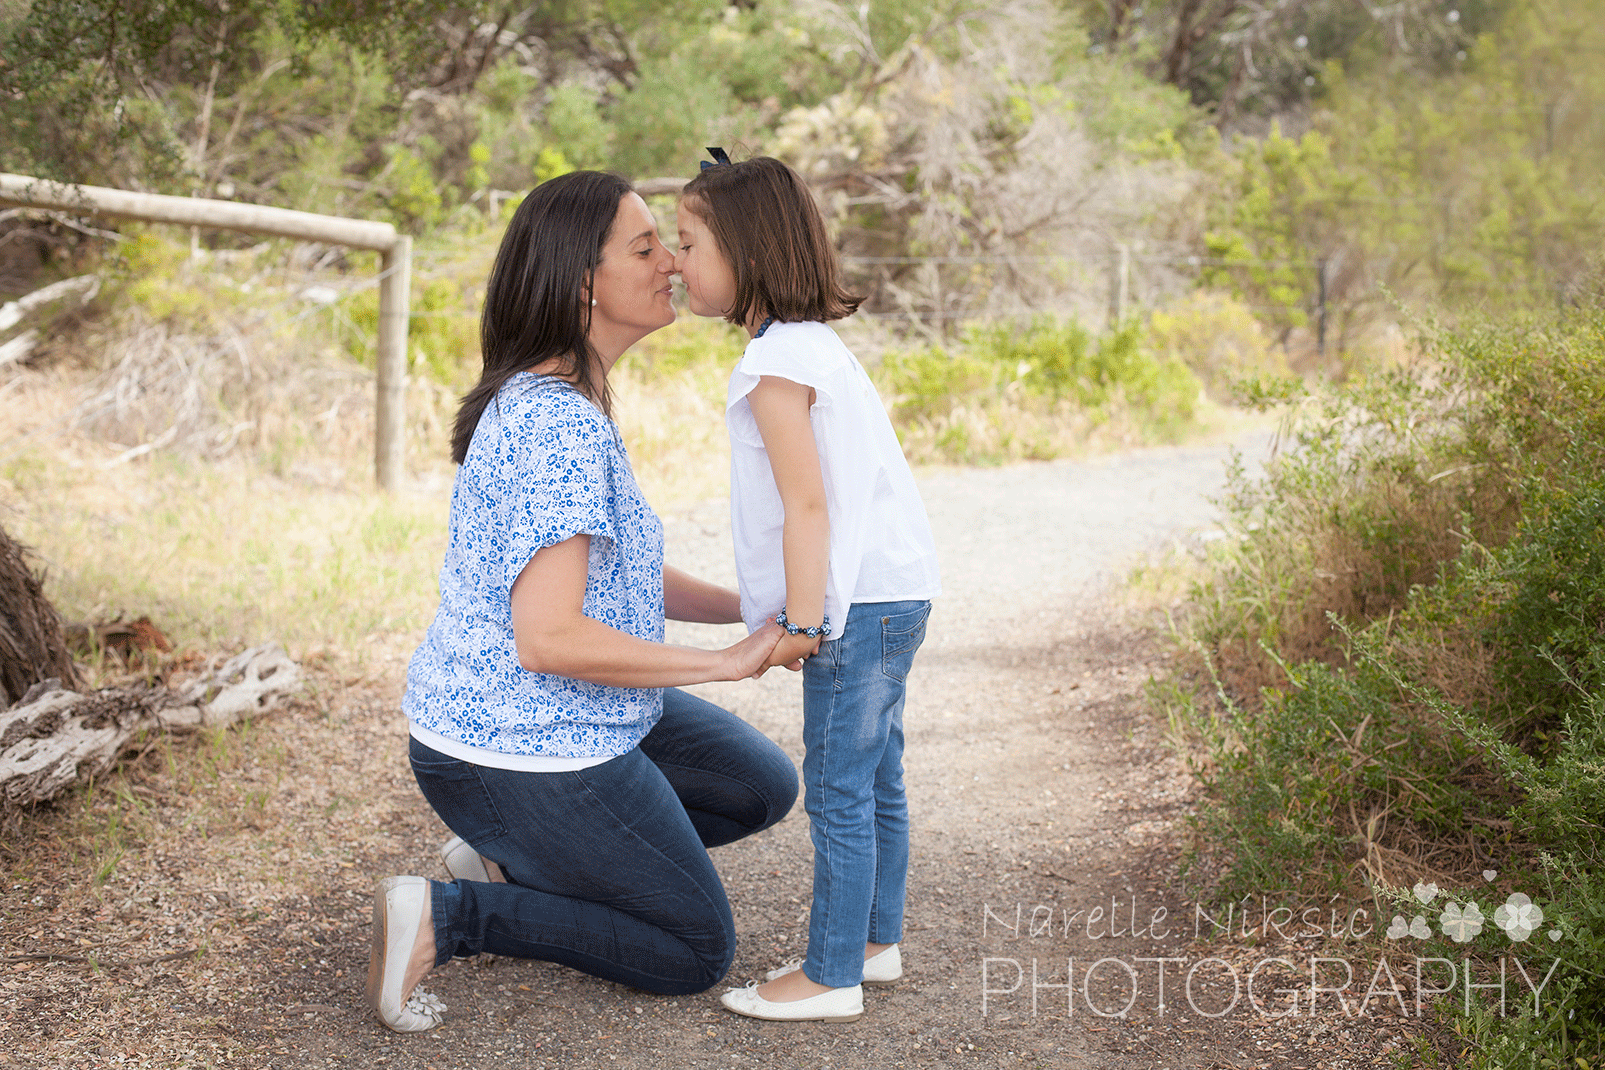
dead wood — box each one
[0,525,80,705]
[0,274,100,335]
[0,643,300,809]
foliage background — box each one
[5,0,1600,338]
[3,2,1603,1065]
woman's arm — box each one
[747,374,830,668]
[510,535,783,685]
[663,565,742,624]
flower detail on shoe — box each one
[403,989,446,1025]
[763,959,806,982]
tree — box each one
[1066,0,1497,127]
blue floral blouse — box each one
[403,374,665,759]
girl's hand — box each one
[767,631,820,671]
[722,622,787,680]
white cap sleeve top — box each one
[726,320,941,640]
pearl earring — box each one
[591,298,597,306]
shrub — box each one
[1488,479,1605,744]
[1145,291,1289,402]
[875,317,1204,464]
[1190,358,1527,697]
[1172,304,1605,1065]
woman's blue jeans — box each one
[801,600,931,988]
[409,687,797,995]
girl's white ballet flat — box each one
[764,944,902,987]
[720,982,863,1023]
[365,875,446,1033]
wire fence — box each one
[837,246,1577,354]
[838,247,1335,348]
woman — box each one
[366,170,798,1034]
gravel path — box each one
[4,429,1421,1068]
[648,433,1270,1070]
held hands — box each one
[716,620,822,680]
[766,631,819,672]
[722,622,789,680]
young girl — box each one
[675,153,941,1023]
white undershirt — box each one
[409,721,616,772]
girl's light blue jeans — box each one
[800,599,931,988]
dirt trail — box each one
[1,433,1420,1069]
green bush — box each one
[1173,304,1605,1066]
[1181,652,1494,896]
[1146,291,1290,401]
[1489,479,1605,744]
[876,344,997,424]
[874,317,1203,464]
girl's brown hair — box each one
[679,155,861,327]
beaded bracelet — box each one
[775,608,831,639]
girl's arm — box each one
[747,374,830,668]
[663,565,742,624]
[511,535,783,685]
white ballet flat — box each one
[719,981,863,1022]
[764,944,902,987]
[365,875,445,1033]
[439,835,492,883]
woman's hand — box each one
[766,632,819,672]
[723,622,788,679]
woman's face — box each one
[588,193,676,360]
[674,201,737,320]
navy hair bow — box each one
[700,147,732,170]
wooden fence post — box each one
[0,172,410,489]
[1108,244,1130,329]
[1316,257,1329,360]
[375,236,411,491]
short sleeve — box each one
[730,342,840,411]
[727,327,850,450]
[484,393,617,592]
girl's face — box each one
[674,201,737,320]
[589,193,677,356]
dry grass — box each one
[0,266,746,666]
[0,661,441,1068]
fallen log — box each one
[0,643,301,808]
[0,274,100,334]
